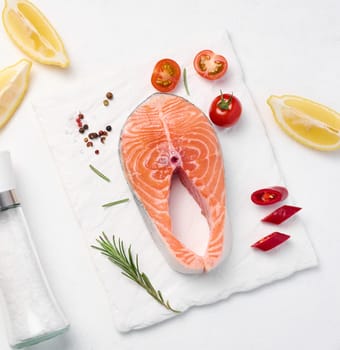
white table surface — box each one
[0,0,339,349]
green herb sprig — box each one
[92,233,180,313]
[183,68,190,96]
[89,164,111,182]
[102,198,129,207]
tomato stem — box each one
[218,90,233,110]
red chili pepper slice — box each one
[261,205,302,225]
[251,186,288,206]
[251,232,290,251]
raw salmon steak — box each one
[119,93,229,274]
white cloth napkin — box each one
[33,31,317,332]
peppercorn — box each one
[105,125,112,132]
[78,113,84,119]
[106,92,113,100]
[103,99,109,106]
[98,130,104,136]
[95,150,100,155]
[100,137,106,144]
[86,141,93,147]
[83,124,89,130]
[79,127,85,134]
[89,132,98,139]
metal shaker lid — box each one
[0,151,19,210]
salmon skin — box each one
[119,93,230,274]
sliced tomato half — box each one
[193,50,228,80]
[151,58,181,92]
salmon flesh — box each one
[119,93,229,274]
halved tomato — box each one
[193,50,228,80]
[151,58,181,92]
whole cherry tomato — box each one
[151,58,181,92]
[209,91,242,127]
[193,50,228,80]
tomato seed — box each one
[103,99,109,106]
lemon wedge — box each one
[0,59,31,130]
[2,0,69,68]
[267,95,340,151]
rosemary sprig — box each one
[92,232,180,313]
[89,164,111,182]
[183,68,190,96]
[102,198,129,207]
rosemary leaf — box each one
[89,164,111,182]
[141,273,153,290]
[183,68,190,96]
[158,290,164,303]
[102,198,129,207]
[135,254,140,272]
[128,247,138,277]
[92,232,180,313]
[122,271,137,282]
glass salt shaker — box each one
[0,151,69,348]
